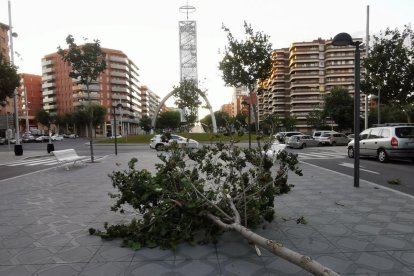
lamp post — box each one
[241,100,251,149]
[8,0,22,156]
[113,103,123,155]
[332,32,360,188]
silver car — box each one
[347,124,414,162]
[318,133,350,146]
[150,134,199,151]
[287,135,319,149]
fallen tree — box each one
[91,140,339,276]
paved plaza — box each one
[0,150,414,275]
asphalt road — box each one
[288,145,414,196]
[1,140,413,196]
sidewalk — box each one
[0,151,413,275]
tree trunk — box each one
[87,83,94,163]
[207,213,339,276]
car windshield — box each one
[321,133,330,137]
[395,127,414,138]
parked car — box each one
[51,134,64,141]
[347,124,414,163]
[150,134,199,151]
[63,134,78,138]
[109,135,122,139]
[318,133,350,146]
[347,134,355,140]
[9,138,22,144]
[274,131,303,143]
[35,135,50,142]
[22,134,36,143]
[0,137,5,145]
[312,130,337,140]
[287,134,319,149]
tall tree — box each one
[58,35,106,162]
[172,79,203,132]
[306,110,329,130]
[219,22,273,144]
[281,115,297,131]
[362,25,414,122]
[323,87,354,131]
[0,54,20,104]
[140,115,152,134]
[200,111,230,131]
[156,111,181,131]
[260,114,281,135]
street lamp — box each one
[332,32,361,188]
[8,0,22,156]
[113,103,123,155]
[241,100,251,149]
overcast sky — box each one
[1,0,413,118]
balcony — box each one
[111,87,130,93]
[110,63,128,70]
[73,84,100,91]
[109,56,128,63]
[43,97,56,104]
[43,104,57,110]
[290,96,321,104]
[41,59,54,66]
[74,100,99,107]
[42,67,54,73]
[110,79,128,85]
[110,71,128,78]
[74,92,100,100]
[42,90,56,96]
[111,94,129,100]
[42,75,55,82]
[112,102,131,108]
[42,82,55,89]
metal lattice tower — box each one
[179,4,198,85]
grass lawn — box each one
[98,133,273,144]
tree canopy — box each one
[323,87,354,131]
[58,35,106,87]
[172,79,203,130]
[200,111,230,130]
[140,115,152,134]
[306,110,329,131]
[156,111,181,131]
[0,54,20,105]
[362,25,414,120]
[219,22,273,92]
[58,35,107,162]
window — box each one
[369,128,381,139]
[360,129,370,140]
[380,129,390,138]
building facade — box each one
[259,38,366,133]
[41,48,142,137]
[140,85,161,119]
[18,74,42,132]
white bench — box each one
[52,149,87,169]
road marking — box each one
[338,162,380,174]
[297,150,347,159]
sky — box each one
[1,0,413,118]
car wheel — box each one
[155,144,164,151]
[347,147,354,158]
[377,149,388,163]
[301,143,306,149]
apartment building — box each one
[259,38,365,133]
[18,74,42,132]
[140,85,161,119]
[0,22,9,61]
[220,103,233,117]
[41,48,142,137]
